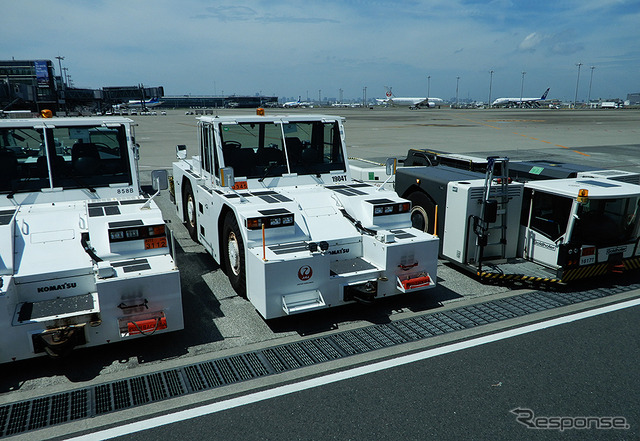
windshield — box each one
[219,120,345,179]
[572,197,640,246]
[0,125,132,194]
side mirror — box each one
[151,169,169,191]
[220,166,235,188]
[176,144,187,160]
[385,158,397,176]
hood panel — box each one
[13,202,93,284]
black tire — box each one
[407,191,436,235]
[183,180,198,242]
[222,211,247,298]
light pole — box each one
[488,70,494,107]
[455,76,460,106]
[520,71,526,106]
[55,56,65,83]
[574,62,583,108]
[427,75,431,98]
[55,55,65,114]
[587,66,595,106]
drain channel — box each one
[1,283,638,437]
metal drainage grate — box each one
[1,282,638,437]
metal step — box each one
[13,293,99,325]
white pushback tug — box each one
[171,110,439,319]
[0,113,183,363]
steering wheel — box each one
[223,141,242,149]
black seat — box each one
[0,149,18,191]
[284,137,304,164]
[300,145,322,165]
[256,146,284,166]
[224,147,256,178]
[72,142,101,175]
[37,155,68,177]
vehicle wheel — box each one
[407,191,436,234]
[222,211,247,298]
[183,181,198,242]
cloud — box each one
[518,32,544,52]
[194,4,339,24]
[195,6,258,22]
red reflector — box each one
[400,275,431,290]
[127,317,167,335]
[581,247,596,256]
[610,264,625,274]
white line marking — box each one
[66,297,640,440]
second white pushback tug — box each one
[171,110,439,319]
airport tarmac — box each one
[133,106,640,175]
[2,107,640,439]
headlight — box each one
[108,223,167,244]
[368,199,411,217]
[246,211,295,230]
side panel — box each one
[442,180,523,264]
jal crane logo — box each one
[298,265,313,281]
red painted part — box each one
[127,317,168,335]
[401,275,431,290]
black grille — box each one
[1,281,638,437]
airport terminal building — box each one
[1,59,277,115]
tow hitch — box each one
[32,325,87,357]
[344,280,378,303]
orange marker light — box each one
[577,188,589,203]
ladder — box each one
[474,156,510,269]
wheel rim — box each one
[186,195,196,228]
[410,206,428,232]
[228,231,241,276]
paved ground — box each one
[133,107,640,173]
[2,107,639,440]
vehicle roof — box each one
[509,160,598,180]
[197,114,344,124]
[0,116,134,128]
[527,178,640,198]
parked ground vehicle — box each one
[171,112,439,319]
[351,150,640,284]
[0,115,183,362]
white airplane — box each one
[376,88,444,109]
[491,88,550,107]
[126,97,164,108]
[283,97,312,108]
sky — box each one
[2,0,639,102]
